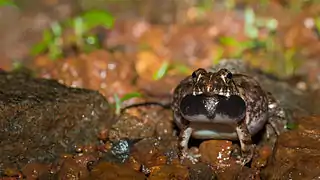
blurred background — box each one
[1,0,320,103]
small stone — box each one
[262,116,320,179]
[89,162,146,180]
[199,140,233,167]
[149,165,189,180]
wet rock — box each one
[109,106,173,141]
[199,140,233,167]
[108,113,155,141]
[130,137,178,170]
[262,116,320,179]
[57,158,88,179]
[0,71,114,172]
[55,152,99,180]
[32,50,138,104]
[188,163,217,180]
[197,140,264,179]
[148,164,189,180]
[21,163,52,179]
[213,164,260,180]
[251,145,273,169]
[2,168,24,179]
[102,139,132,163]
[89,162,146,180]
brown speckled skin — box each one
[172,68,288,165]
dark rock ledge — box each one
[0,71,115,172]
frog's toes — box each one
[236,144,256,166]
[180,150,201,164]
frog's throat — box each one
[182,113,241,124]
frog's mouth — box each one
[180,94,246,123]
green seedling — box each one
[244,7,278,39]
[218,36,261,58]
[153,61,170,80]
[283,47,299,76]
[31,22,63,60]
[171,63,193,75]
[152,61,193,80]
[31,10,114,60]
[314,16,320,34]
[113,92,143,115]
[285,122,298,130]
[0,0,17,7]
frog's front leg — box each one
[235,121,255,165]
[178,126,201,164]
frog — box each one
[171,68,289,165]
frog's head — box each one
[173,68,246,124]
[191,68,238,97]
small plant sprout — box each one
[152,61,193,80]
[153,61,170,80]
[113,92,143,115]
[0,0,17,7]
[31,10,114,60]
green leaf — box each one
[315,17,320,33]
[81,10,114,31]
[153,61,170,80]
[113,92,143,115]
[172,63,193,75]
[74,17,84,38]
[244,8,255,26]
[48,39,63,60]
[285,122,298,130]
[85,35,99,45]
[0,0,17,7]
[245,25,259,39]
[50,22,62,37]
[30,42,48,56]
[219,36,240,46]
[30,30,53,56]
[12,61,23,71]
[43,29,54,42]
[265,19,278,31]
[113,94,121,115]
[244,8,258,39]
[120,92,142,102]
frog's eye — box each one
[226,72,233,79]
[192,72,197,79]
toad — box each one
[172,68,289,165]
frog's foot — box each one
[235,144,256,166]
[179,149,201,164]
[264,124,278,147]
